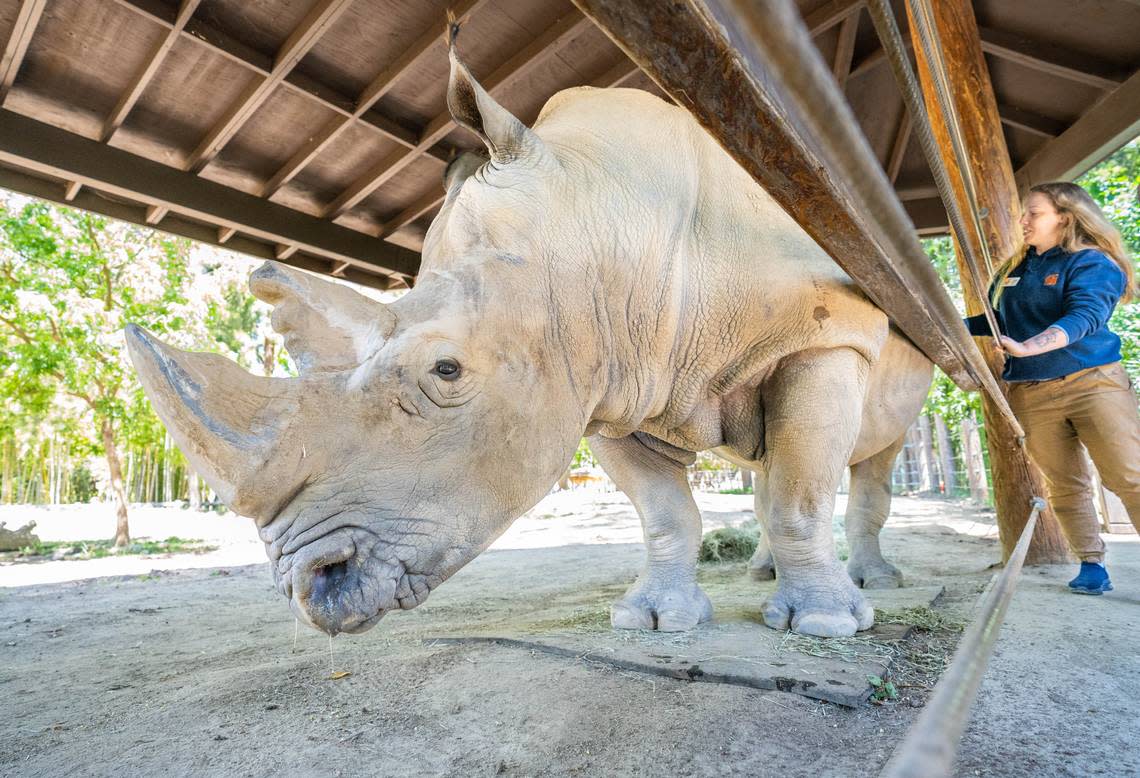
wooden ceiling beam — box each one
[184,0,354,173]
[803,0,864,37]
[886,109,912,184]
[979,27,1125,91]
[102,0,202,142]
[63,181,82,201]
[1015,69,1140,193]
[262,0,487,198]
[997,103,1065,139]
[381,189,446,238]
[323,11,593,220]
[109,0,447,175]
[591,59,641,89]
[832,12,859,90]
[0,0,47,105]
[0,109,421,277]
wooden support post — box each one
[907,0,1070,563]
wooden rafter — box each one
[103,0,202,142]
[322,11,593,220]
[262,0,488,198]
[979,27,1125,91]
[804,0,864,36]
[997,103,1065,139]
[592,59,641,89]
[109,0,448,171]
[184,0,354,173]
[63,181,82,201]
[886,109,912,184]
[832,13,859,90]
[1015,69,1140,192]
[0,0,47,105]
[0,109,421,277]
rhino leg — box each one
[845,437,906,589]
[759,348,874,638]
[589,433,713,632]
[746,471,776,580]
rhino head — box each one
[126,35,601,635]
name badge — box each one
[1002,276,1020,287]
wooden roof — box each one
[0,0,1137,289]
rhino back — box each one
[532,87,889,446]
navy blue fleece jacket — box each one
[964,245,1126,382]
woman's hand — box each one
[998,336,1032,357]
[996,327,1069,358]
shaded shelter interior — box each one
[0,0,1137,290]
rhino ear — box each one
[125,325,312,521]
[446,21,548,165]
[443,150,487,195]
[250,262,395,375]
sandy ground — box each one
[1,490,1134,776]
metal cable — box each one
[880,497,1047,778]
[865,0,1004,347]
[704,0,1025,439]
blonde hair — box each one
[991,181,1136,307]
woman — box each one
[965,181,1139,594]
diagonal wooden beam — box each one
[103,0,202,142]
[262,0,488,198]
[979,27,1125,91]
[1015,68,1140,192]
[572,0,999,395]
[184,0,354,173]
[63,181,82,201]
[322,11,592,220]
[0,109,421,277]
[997,103,1065,139]
[886,108,912,183]
[832,12,859,90]
[804,0,864,36]
[0,0,47,105]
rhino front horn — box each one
[124,324,311,521]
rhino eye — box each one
[433,359,460,380]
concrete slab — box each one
[432,583,945,708]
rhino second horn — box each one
[250,261,395,375]
[124,324,305,520]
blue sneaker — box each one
[1068,562,1113,595]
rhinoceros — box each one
[125,35,933,639]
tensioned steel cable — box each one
[865,0,1005,352]
[880,497,1047,778]
[704,0,1025,439]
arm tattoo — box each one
[1026,326,1069,355]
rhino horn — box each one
[250,261,395,375]
[446,20,548,165]
[125,324,310,521]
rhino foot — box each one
[610,577,713,632]
[847,556,904,590]
[761,570,874,637]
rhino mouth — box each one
[279,527,409,636]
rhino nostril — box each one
[310,559,351,604]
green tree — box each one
[0,200,198,544]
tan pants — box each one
[1008,362,1140,563]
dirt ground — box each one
[0,490,1104,777]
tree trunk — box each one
[188,470,201,510]
[100,419,130,547]
[263,336,277,377]
[934,413,956,496]
[908,0,1070,563]
[917,415,937,494]
[741,468,753,491]
[1,438,10,504]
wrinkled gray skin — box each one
[126,40,932,639]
